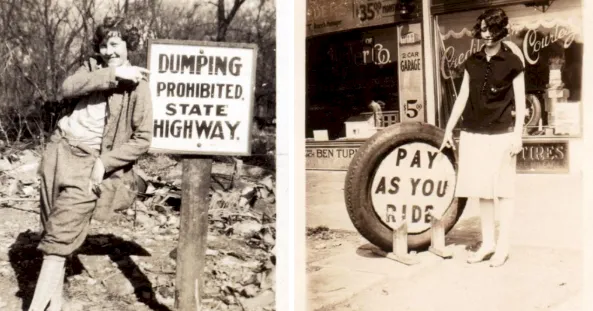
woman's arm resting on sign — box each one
[510,71,526,155]
[61,61,150,100]
[99,80,153,174]
[440,69,470,151]
[60,61,119,99]
[115,66,150,83]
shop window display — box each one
[435,1,582,137]
[306,25,400,140]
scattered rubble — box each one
[0,151,276,311]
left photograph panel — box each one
[0,1,277,310]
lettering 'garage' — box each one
[401,51,421,71]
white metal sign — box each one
[371,142,456,233]
[397,23,425,123]
[147,40,257,155]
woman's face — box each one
[99,35,128,68]
[480,20,499,47]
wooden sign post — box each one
[147,40,258,310]
[387,222,421,265]
[428,217,453,259]
[175,157,212,309]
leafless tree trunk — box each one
[216,0,246,41]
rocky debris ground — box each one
[0,149,276,311]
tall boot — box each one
[47,262,65,311]
[28,255,66,311]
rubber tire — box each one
[344,122,467,251]
[525,93,542,128]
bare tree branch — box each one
[216,0,247,41]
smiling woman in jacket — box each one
[28,16,153,311]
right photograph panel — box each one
[305,0,583,310]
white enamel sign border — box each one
[147,39,257,156]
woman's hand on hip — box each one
[115,66,150,84]
[89,158,105,195]
[509,134,523,156]
[439,130,455,152]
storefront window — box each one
[435,0,583,137]
[306,25,400,140]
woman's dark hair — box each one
[472,8,509,42]
[92,16,140,53]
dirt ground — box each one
[306,228,361,263]
[0,152,276,311]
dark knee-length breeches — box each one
[38,137,99,256]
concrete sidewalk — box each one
[308,244,581,311]
[306,171,583,311]
[306,171,582,249]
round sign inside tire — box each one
[345,123,466,251]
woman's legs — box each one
[467,196,514,266]
[31,139,98,310]
[467,198,496,263]
[490,197,514,266]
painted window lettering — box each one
[440,24,577,79]
[374,43,390,64]
[522,26,577,65]
[362,43,391,64]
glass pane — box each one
[434,2,583,137]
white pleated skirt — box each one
[455,131,517,199]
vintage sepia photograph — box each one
[305,0,584,310]
[0,0,277,310]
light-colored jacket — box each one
[57,57,153,220]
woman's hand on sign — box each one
[115,66,150,83]
[509,134,523,156]
[89,158,105,196]
[439,130,455,152]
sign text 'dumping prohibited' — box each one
[148,41,256,155]
[371,142,457,233]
